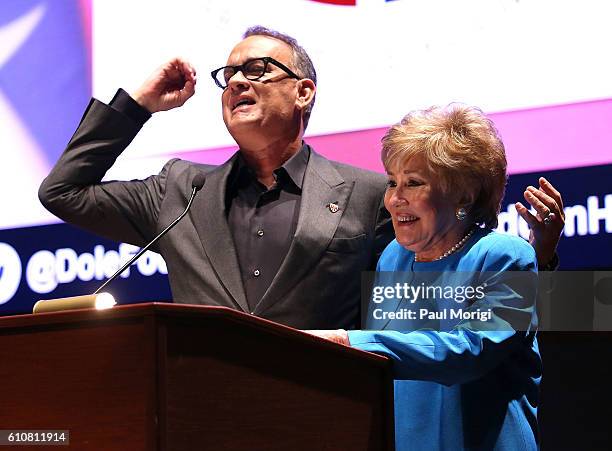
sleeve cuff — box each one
[109,88,152,126]
[347,330,378,346]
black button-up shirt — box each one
[110,89,310,312]
[227,145,310,311]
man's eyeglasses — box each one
[211,57,300,89]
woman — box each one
[314,105,541,450]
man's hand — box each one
[515,177,565,267]
[131,58,197,113]
[303,330,350,346]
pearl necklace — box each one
[415,228,475,262]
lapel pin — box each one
[328,202,340,213]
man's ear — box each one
[296,79,316,111]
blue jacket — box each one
[349,229,541,450]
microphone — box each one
[33,174,206,313]
[94,173,205,294]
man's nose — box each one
[227,70,250,91]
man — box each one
[39,26,564,329]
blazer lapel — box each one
[190,155,249,312]
[254,151,353,315]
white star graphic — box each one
[0,4,56,230]
[0,4,46,69]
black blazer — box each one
[39,98,393,329]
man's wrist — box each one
[109,88,152,126]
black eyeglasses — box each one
[210,57,301,89]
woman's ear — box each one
[456,190,476,214]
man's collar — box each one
[229,143,311,191]
[277,143,310,190]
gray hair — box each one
[243,26,317,130]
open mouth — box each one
[396,215,418,224]
[232,98,255,111]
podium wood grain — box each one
[0,303,394,450]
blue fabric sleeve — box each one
[349,234,538,386]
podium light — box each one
[32,293,116,314]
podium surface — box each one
[0,303,394,450]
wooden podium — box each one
[0,303,394,450]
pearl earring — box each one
[456,207,467,221]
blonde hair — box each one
[382,104,507,228]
